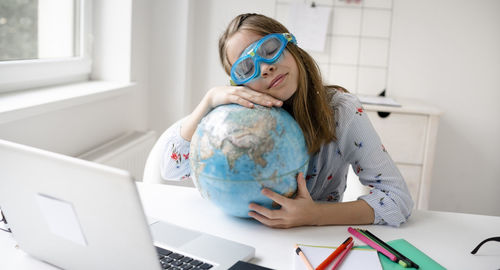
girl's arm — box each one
[338,94,413,226]
[248,173,374,228]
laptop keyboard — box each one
[156,246,213,270]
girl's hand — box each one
[248,173,320,229]
[206,85,283,109]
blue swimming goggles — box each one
[230,33,297,85]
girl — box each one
[161,13,413,228]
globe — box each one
[189,104,309,217]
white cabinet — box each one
[365,111,428,164]
[345,98,441,210]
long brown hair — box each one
[219,13,337,154]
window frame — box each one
[0,0,92,93]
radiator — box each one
[78,130,157,181]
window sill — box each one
[0,81,136,125]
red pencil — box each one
[316,237,353,270]
[331,240,354,270]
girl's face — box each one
[226,30,299,101]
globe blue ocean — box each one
[189,104,309,217]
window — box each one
[0,0,91,93]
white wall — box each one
[388,0,500,215]
[148,0,185,134]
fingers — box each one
[296,172,309,196]
[260,188,288,206]
[247,189,290,228]
[247,174,314,229]
[236,87,283,107]
[248,202,276,219]
[248,210,289,229]
[248,203,291,228]
[227,94,254,108]
[208,85,283,109]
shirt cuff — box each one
[359,190,408,227]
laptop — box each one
[0,139,255,270]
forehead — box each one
[226,30,264,66]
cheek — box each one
[245,80,267,93]
[281,53,298,80]
[286,56,299,76]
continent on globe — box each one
[190,104,309,217]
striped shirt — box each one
[160,90,414,226]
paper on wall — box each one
[288,3,331,52]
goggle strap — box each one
[283,33,297,45]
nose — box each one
[260,62,276,77]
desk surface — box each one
[1,183,500,269]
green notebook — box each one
[361,239,446,270]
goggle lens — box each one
[233,57,255,81]
[256,37,282,59]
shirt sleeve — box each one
[160,118,192,181]
[336,94,414,226]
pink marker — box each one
[347,227,397,261]
[331,240,354,270]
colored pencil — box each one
[360,229,419,269]
[295,244,314,270]
[348,227,397,261]
[316,237,353,270]
[331,240,354,270]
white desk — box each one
[1,183,499,270]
